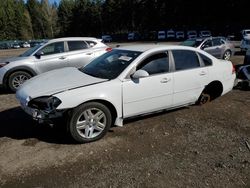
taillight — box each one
[232,64,236,74]
[106,47,112,52]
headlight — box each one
[28,96,61,112]
[0,62,9,68]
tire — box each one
[197,92,211,105]
[223,50,232,60]
[68,102,112,143]
[8,71,32,92]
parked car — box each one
[21,42,31,48]
[176,31,185,40]
[241,29,250,38]
[0,37,109,91]
[128,32,140,41]
[158,31,166,40]
[240,36,250,52]
[101,35,112,43]
[16,45,236,143]
[244,49,250,65]
[187,30,197,39]
[13,43,20,49]
[181,37,235,60]
[199,30,212,38]
[166,29,175,40]
[236,65,250,90]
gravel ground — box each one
[0,43,249,187]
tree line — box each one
[0,0,249,40]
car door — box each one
[201,39,217,57]
[171,50,209,106]
[64,40,97,68]
[122,52,173,118]
[34,41,68,74]
[212,38,225,58]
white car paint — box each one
[16,45,236,128]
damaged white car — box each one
[16,45,236,143]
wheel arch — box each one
[3,66,37,87]
[72,99,118,125]
[202,80,224,100]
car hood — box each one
[16,67,108,99]
[1,56,32,63]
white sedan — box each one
[16,45,236,143]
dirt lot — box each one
[0,43,249,187]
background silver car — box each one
[181,37,235,60]
[0,37,109,91]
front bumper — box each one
[20,103,65,124]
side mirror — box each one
[131,70,149,79]
[35,51,44,59]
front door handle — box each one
[86,53,93,55]
[161,78,171,83]
[59,56,66,60]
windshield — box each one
[181,39,203,47]
[19,44,43,57]
[81,49,141,79]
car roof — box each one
[48,37,99,43]
[115,44,201,52]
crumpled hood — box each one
[16,67,107,100]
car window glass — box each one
[39,42,64,55]
[137,53,169,75]
[172,50,200,71]
[68,41,88,51]
[212,38,222,46]
[199,53,212,66]
[203,40,212,48]
[86,41,97,47]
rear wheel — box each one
[197,92,211,105]
[8,71,32,92]
[68,102,112,143]
[223,50,231,60]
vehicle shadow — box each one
[0,107,75,144]
[0,87,10,95]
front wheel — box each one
[8,71,32,92]
[68,102,112,143]
[223,50,232,60]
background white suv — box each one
[0,37,109,91]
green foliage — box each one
[0,0,249,40]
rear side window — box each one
[68,41,88,51]
[172,50,200,71]
[86,41,97,47]
[199,53,212,66]
[137,53,169,75]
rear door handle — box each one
[59,56,66,60]
[161,78,171,83]
[199,71,207,76]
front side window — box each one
[68,41,88,51]
[203,40,213,48]
[39,42,64,56]
[81,49,141,79]
[172,50,200,71]
[137,53,169,75]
